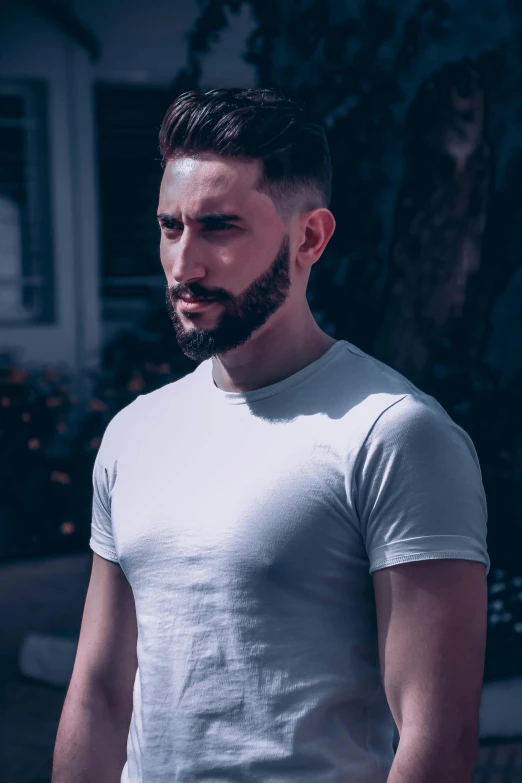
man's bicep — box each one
[69,552,138,716]
[373,558,487,742]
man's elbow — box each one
[397,720,480,777]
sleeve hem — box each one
[89,538,119,563]
[369,550,490,576]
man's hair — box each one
[158,87,332,220]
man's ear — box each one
[295,208,336,271]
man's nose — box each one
[168,234,206,284]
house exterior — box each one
[0,4,101,373]
[0,0,255,373]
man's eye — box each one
[161,223,235,231]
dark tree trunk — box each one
[373,60,491,385]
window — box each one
[95,84,174,329]
[96,84,172,282]
[0,80,54,325]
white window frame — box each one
[0,79,54,325]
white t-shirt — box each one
[90,339,489,783]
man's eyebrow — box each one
[157,212,244,224]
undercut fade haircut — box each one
[159,87,332,220]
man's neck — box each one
[211,326,337,394]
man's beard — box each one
[165,234,292,362]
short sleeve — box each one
[90,439,119,563]
[354,395,490,576]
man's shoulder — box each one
[101,366,202,445]
[138,367,201,411]
[337,341,428,400]
[334,342,450,441]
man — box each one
[52,88,489,783]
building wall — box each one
[0,6,102,373]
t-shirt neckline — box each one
[197,340,347,405]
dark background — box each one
[1,0,522,684]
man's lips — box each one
[177,296,220,311]
[179,295,216,302]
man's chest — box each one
[110,418,362,605]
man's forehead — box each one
[162,155,259,193]
[159,156,266,217]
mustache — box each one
[168,284,228,301]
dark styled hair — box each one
[159,87,332,220]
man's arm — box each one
[52,552,138,783]
[373,558,488,782]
